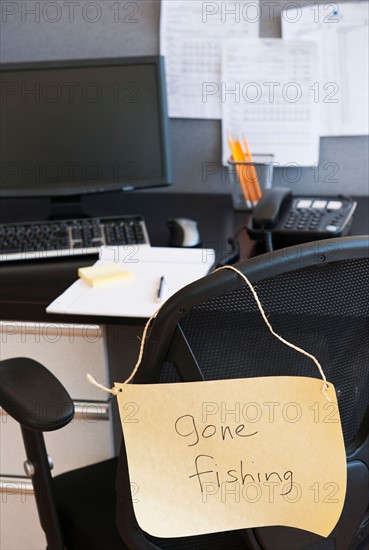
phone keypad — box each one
[284,210,325,231]
[281,197,356,234]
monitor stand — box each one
[0,195,89,224]
[48,196,88,220]
[1,188,131,224]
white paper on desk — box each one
[160,0,259,119]
[282,2,369,137]
[46,246,216,318]
[221,39,320,166]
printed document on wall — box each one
[222,39,320,166]
[282,2,369,137]
[160,0,259,119]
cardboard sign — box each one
[116,376,346,538]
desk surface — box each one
[0,193,244,325]
[0,193,368,325]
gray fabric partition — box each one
[1,0,368,195]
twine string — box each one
[87,306,160,395]
[216,266,330,401]
[88,265,330,401]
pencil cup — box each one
[227,154,274,211]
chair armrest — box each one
[0,357,74,431]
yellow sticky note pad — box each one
[116,376,346,539]
[78,264,133,287]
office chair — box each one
[0,236,368,550]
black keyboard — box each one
[0,215,150,261]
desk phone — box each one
[248,188,357,247]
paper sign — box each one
[116,376,346,538]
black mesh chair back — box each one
[116,236,369,550]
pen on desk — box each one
[156,276,165,302]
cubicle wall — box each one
[1,0,368,195]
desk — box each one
[0,193,246,324]
[0,193,368,324]
[1,190,367,389]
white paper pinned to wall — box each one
[160,0,259,119]
[221,39,320,166]
[282,2,369,137]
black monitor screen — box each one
[0,56,172,197]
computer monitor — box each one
[0,56,172,217]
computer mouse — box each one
[167,218,201,247]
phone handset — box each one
[252,187,293,230]
[251,187,292,251]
